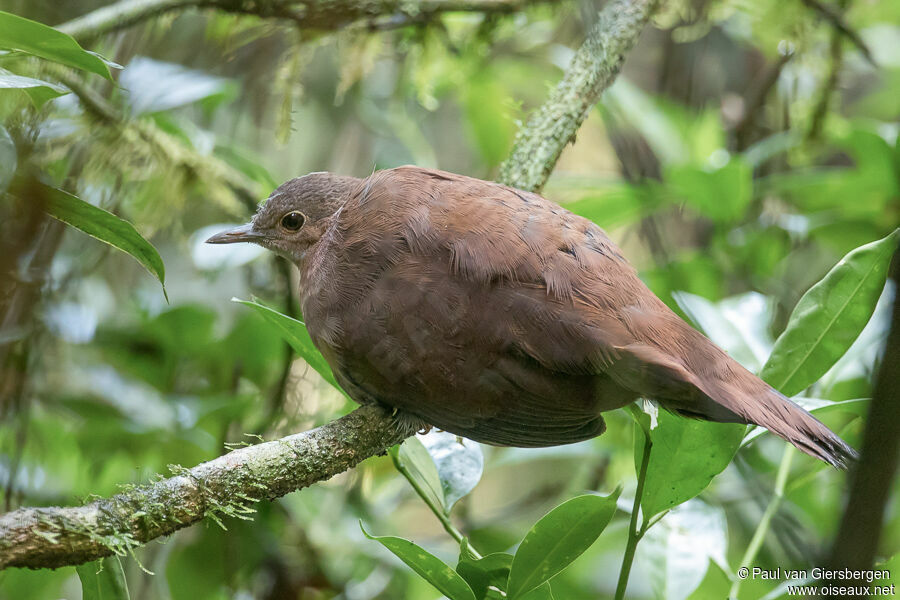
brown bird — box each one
[208,166,856,468]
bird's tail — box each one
[729,382,857,468]
[612,342,858,468]
[691,365,858,469]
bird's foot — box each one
[388,407,431,438]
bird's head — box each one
[206,172,360,263]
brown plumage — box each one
[208,166,857,468]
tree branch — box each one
[498,0,659,193]
[58,0,550,42]
[801,0,876,67]
[0,405,407,570]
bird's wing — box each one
[335,166,673,374]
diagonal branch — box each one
[0,405,407,570]
[498,0,659,193]
[58,0,552,42]
[800,0,876,67]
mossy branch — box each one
[58,0,552,41]
[0,405,407,571]
[498,0,659,193]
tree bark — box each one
[58,0,552,41]
[498,0,658,193]
[0,405,406,570]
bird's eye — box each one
[280,211,306,231]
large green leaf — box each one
[232,298,340,390]
[0,11,111,79]
[457,548,552,600]
[506,490,620,599]
[76,557,130,600]
[636,410,745,519]
[0,68,68,107]
[457,549,515,599]
[360,524,476,600]
[30,181,166,297]
[760,228,899,396]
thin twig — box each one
[57,0,553,42]
[729,446,795,600]
[734,50,794,151]
[801,0,876,67]
[615,413,653,600]
[806,2,846,143]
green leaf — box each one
[565,184,657,230]
[506,489,621,599]
[0,11,112,79]
[422,431,484,511]
[27,181,167,298]
[874,554,898,600]
[394,437,447,514]
[640,500,727,600]
[760,228,900,396]
[0,68,68,107]
[232,298,340,390]
[636,410,745,518]
[360,523,476,600]
[456,547,553,600]
[119,57,236,115]
[457,549,514,599]
[76,557,130,600]
[666,157,753,223]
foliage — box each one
[0,0,898,599]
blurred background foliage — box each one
[0,0,898,598]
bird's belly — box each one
[307,289,634,447]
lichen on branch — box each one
[498,0,659,193]
[0,406,407,570]
[57,0,551,41]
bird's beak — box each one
[205,223,264,245]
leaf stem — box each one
[729,446,795,599]
[390,449,483,560]
[614,424,653,600]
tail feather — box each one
[736,386,858,469]
[612,342,858,468]
[696,369,859,469]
